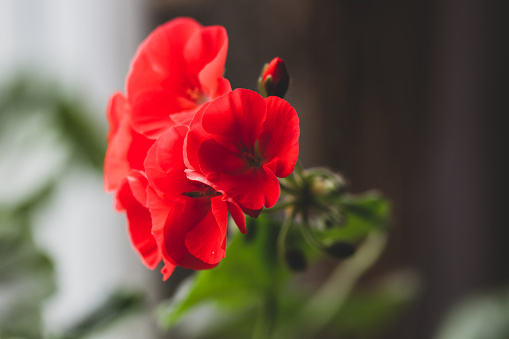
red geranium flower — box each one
[184,89,300,214]
[126,17,231,138]
[104,18,233,278]
[144,125,247,278]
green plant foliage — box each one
[328,271,419,337]
[159,215,289,330]
[59,290,145,339]
[0,76,124,338]
[157,191,410,339]
[318,192,391,245]
[434,287,509,339]
[0,76,106,172]
[0,188,56,338]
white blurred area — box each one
[0,0,159,337]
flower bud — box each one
[258,57,290,98]
[285,248,307,271]
[324,242,356,259]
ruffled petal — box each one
[226,201,247,234]
[104,92,132,191]
[127,18,201,104]
[116,177,161,270]
[144,125,196,199]
[185,195,227,264]
[127,19,230,138]
[198,139,247,175]
[104,92,154,191]
[258,96,300,178]
[184,26,228,96]
[200,89,266,148]
[148,188,218,270]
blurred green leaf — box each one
[318,192,391,244]
[435,287,509,339]
[329,271,419,337]
[55,98,106,171]
[158,215,289,329]
[60,290,144,339]
[0,207,56,338]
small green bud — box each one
[324,242,356,259]
[285,248,307,271]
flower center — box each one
[186,87,209,105]
[243,151,262,168]
[182,184,220,198]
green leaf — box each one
[55,98,106,171]
[435,288,509,339]
[158,215,289,329]
[0,209,56,339]
[318,192,391,244]
[329,271,419,337]
[61,290,144,339]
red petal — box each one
[126,170,149,206]
[104,93,131,191]
[226,201,247,234]
[127,18,200,104]
[130,91,194,138]
[144,126,196,199]
[198,139,246,175]
[104,92,154,191]
[184,26,228,96]
[216,78,232,96]
[200,89,266,148]
[116,178,161,270]
[209,165,280,211]
[127,19,229,138]
[185,196,227,264]
[258,96,300,178]
[161,263,176,281]
[148,189,218,270]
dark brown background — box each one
[146,1,509,338]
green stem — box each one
[277,211,296,265]
[252,292,277,339]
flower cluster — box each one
[104,18,300,279]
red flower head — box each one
[104,18,233,278]
[144,125,247,278]
[184,89,300,215]
[258,57,290,98]
[126,18,231,138]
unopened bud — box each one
[258,57,290,98]
[324,242,356,259]
[285,249,307,271]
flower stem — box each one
[277,210,296,265]
[252,291,277,339]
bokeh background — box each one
[1,0,507,338]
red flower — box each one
[104,18,234,279]
[126,17,231,138]
[144,125,246,277]
[184,89,300,214]
[105,18,300,280]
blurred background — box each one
[0,0,507,338]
